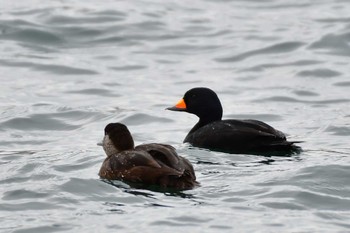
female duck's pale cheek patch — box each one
[102,135,119,157]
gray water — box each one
[1,0,350,232]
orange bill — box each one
[166,98,187,111]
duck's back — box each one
[99,143,197,189]
[184,119,299,155]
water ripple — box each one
[334,81,350,87]
[2,189,49,200]
[254,96,350,104]
[297,68,341,78]
[109,65,147,71]
[121,113,173,126]
[1,116,79,131]
[13,225,73,233]
[0,19,64,45]
[215,41,305,63]
[0,60,98,75]
[308,32,350,56]
[66,88,120,97]
[44,12,126,25]
[325,126,350,136]
[1,1,350,232]
[241,60,323,72]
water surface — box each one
[1,0,350,232]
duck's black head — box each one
[103,123,134,156]
[167,87,223,122]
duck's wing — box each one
[137,144,197,189]
[110,150,161,169]
[99,150,183,181]
[238,119,286,139]
[190,119,286,141]
[185,119,294,153]
[135,143,184,172]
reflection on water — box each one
[1,0,350,232]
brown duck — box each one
[99,123,198,190]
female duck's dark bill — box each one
[166,98,187,111]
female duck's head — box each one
[102,123,134,157]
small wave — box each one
[241,60,323,72]
[2,189,49,200]
[308,32,350,57]
[333,81,350,87]
[215,41,305,63]
[0,201,58,211]
[121,113,173,126]
[325,125,350,136]
[0,106,105,132]
[45,14,126,26]
[0,19,64,45]
[255,164,350,211]
[150,44,221,55]
[0,59,98,75]
[254,96,350,104]
[12,225,73,233]
[66,88,120,97]
[293,90,319,97]
[297,68,341,78]
[1,116,79,131]
[109,65,147,71]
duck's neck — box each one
[185,105,223,142]
[188,115,220,135]
[103,135,120,157]
[184,119,214,143]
